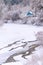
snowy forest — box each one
[0,0,43,65]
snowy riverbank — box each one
[0,23,43,65]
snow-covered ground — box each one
[0,23,43,65]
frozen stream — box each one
[0,23,43,65]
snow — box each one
[2,62,23,65]
[0,23,43,49]
[0,23,43,65]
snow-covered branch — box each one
[0,39,41,64]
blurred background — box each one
[0,0,43,26]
